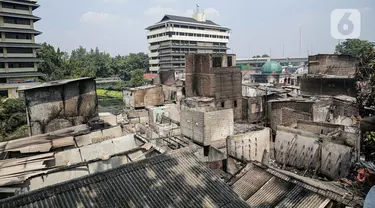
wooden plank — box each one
[52,136,74,148]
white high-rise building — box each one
[146,10,231,77]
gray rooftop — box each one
[160,14,218,25]
[0,150,250,208]
[146,14,230,30]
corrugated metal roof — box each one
[0,150,250,208]
[231,164,333,207]
[231,163,364,207]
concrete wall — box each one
[228,127,271,163]
[296,120,344,135]
[180,108,234,146]
[300,77,357,97]
[308,54,356,75]
[123,86,164,108]
[24,79,98,136]
[275,126,353,179]
[275,128,320,169]
[215,98,242,121]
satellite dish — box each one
[365,186,375,208]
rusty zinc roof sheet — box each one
[231,164,331,208]
[231,163,363,207]
[0,150,250,208]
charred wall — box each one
[308,54,356,75]
[24,79,98,136]
[300,77,357,97]
[268,101,314,132]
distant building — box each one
[0,0,43,98]
[237,57,308,74]
[146,9,231,84]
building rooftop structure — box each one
[261,61,283,74]
[0,150,251,208]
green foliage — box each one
[0,98,27,140]
[96,89,123,98]
[37,43,71,81]
[261,54,270,58]
[252,55,261,58]
[38,43,149,81]
[336,39,375,159]
[127,69,145,87]
[335,39,374,58]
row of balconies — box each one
[0,6,33,15]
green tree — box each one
[262,54,270,57]
[127,69,145,87]
[37,43,71,81]
[335,39,374,58]
[252,55,261,58]
[0,98,27,140]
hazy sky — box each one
[34,0,374,58]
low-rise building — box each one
[18,77,98,136]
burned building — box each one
[275,120,358,179]
[123,85,164,109]
[185,54,242,120]
[18,78,98,136]
[180,107,234,146]
[267,98,314,133]
[300,54,357,97]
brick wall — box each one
[308,54,357,75]
[300,77,357,97]
[242,96,264,123]
[268,101,314,131]
[281,107,313,126]
[204,109,234,144]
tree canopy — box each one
[37,43,149,82]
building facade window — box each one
[2,3,29,11]
[4,17,31,25]
[5,33,32,39]
[7,48,33,53]
[8,62,34,68]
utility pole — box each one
[282,44,285,57]
[299,25,302,56]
